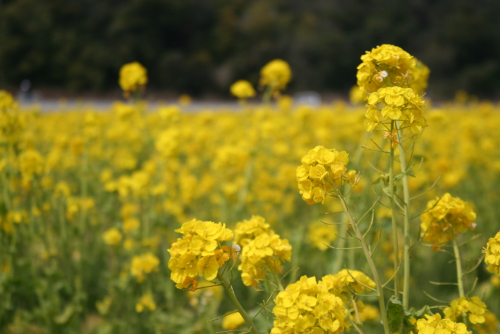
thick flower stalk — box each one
[168,219,233,291]
[420,193,477,251]
[296,146,359,205]
[235,216,292,288]
[416,314,471,334]
[444,296,488,325]
[483,231,500,274]
[270,275,349,334]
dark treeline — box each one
[1,0,500,99]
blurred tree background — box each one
[1,0,500,99]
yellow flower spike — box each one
[135,294,156,313]
[230,80,256,100]
[484,231,500,274]
[260,59,292,92]
[421,193,477,251]
[235,216,291,288]
[102,227,122,246]
[119,62,148,96]
[167,219,233,290]
[271,275,348,334]
[297,146,359,205]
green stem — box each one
[395,120,411,310]
[452,238,465,298]
[389,121,400,298]
[337,192,390,334]
[452,237,470,328]
[217,272,260,334]
[268,264,284,292]
[262,84,274,105]
[333,132,369,273]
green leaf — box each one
[387,296,405,333]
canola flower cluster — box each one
[420,193,477,251]
[296,146,359,205]
[416,314,471,334]
[119,62,148,97]
[168,219,233,290]
[484,231,500,274]
[443,296,488,325]
[2,48,500,333]
[271,275,348,334]
[234,215,292,288]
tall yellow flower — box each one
[168,219,233,291]
[260,59,292,92]
[420,193,476,251]
[484,231,500,274]
[119,62,148,97]
[230,80,256,100]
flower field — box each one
[1,46,500,334]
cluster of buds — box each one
[296,146,359,205]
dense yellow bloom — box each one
[365,86,426,133]
[103,227,123,246]
[356,44,416,94]
[131,252,160,282]
[123,217,140,234]
[260,59,292,92]
[119,62,148,95]
[484,231,500,274]
[168,219,233,290]
[234,215,271,246]
[475,312,499,334]
[307,220,337,251]
[297,146,359,205]
[271,275,348,334]
[411,60,430,95]
[420,193,477,251]
[235,216,291,288]
[135,294,156,313]
[230,80,256,99]
[18,149,44,182]
[355,301,380,322]
[321,269,376,302]
[222,312,245,330]
[444,296,488,324]
[416,313,471,334]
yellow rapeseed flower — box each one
[222,312,245,330]
[484,231,500,274]
[230,80,256,100]
[119,62,148,96]
[103,227,123,246]
[131,252,160,282]
[444,296,488,324]
[420,193,477,251]
[135,294,156,313]
[260,59,292,92]
[307,220,337,251]
[416,313,471,334]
